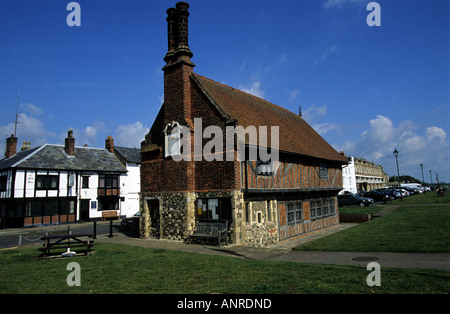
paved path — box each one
[3,203,449,270]
[267,250,450,270]
[99,221,450,271]
[99,203,450,270]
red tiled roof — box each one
[192,73,347,163]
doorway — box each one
[147,199,160,239]
[80,200,90,222]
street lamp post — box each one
[393,149,402,201]
[429,170,433,188]
[420,163,426,193]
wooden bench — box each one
[102,210,119,221]
[39,233,95,259]
[188,221,228,246]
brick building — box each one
[140,2,348,246]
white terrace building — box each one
[0,131,140,228]
[341,156,388,194]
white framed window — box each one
[257,159,273,176]
[164,122,181,157]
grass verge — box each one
[297,205,450,253]
[0,242,449,294]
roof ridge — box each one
[114,146,140,150]
[42,143,108,151]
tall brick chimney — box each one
[65,129,75,156]
[164,2,193,65]
[4,134,18,158]
[161,2,195,191]
[162,2,195,130]
[105,136,114,153]
[164,7,177,64]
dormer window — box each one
[257,159,273,176]
[164,122,181,157]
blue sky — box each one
[1,0,449,182]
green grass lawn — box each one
[1,242,449,294]
[338,189,449,216]
[298,205,450,253]
[1,191,449,294]
[395,190,450,204]
[338,205,383,215]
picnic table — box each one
[39,232,95,259]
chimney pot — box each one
[65,129,75,156]
[4,134,18,158]
[164,7,177,63]
[105,136,114,153]
[164,1,193,64]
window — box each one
[323,198,336,216]
[60,199,75,214]
[329,198,336,214]
[98,198,119,210]
[99,175,118,188]
[266,200,271,221]
[310,198,336,219]
[98,175,120,199]
[164,122,181,157]
[310,200,316,220]
[287,202,303,224]
[245,202,250,224]
[36,175,58,190]
[0,203,6,217]
[323,199,329,216]
[196,198,231,222]
[98,175,119,210]
[25,199,75,217]
[313,200,322,218]
[82,176,89,188]
[319,162,328,179]
[257,159,273,176]
[0,176,7,192]
[43,200,59,216]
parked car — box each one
[376,189,395,201]
[361,190,389,202]
[402,187,418,195]
[121,212,141,230]
[380,188,401,199]
[338,193,373,207]
[396,188,409,197]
